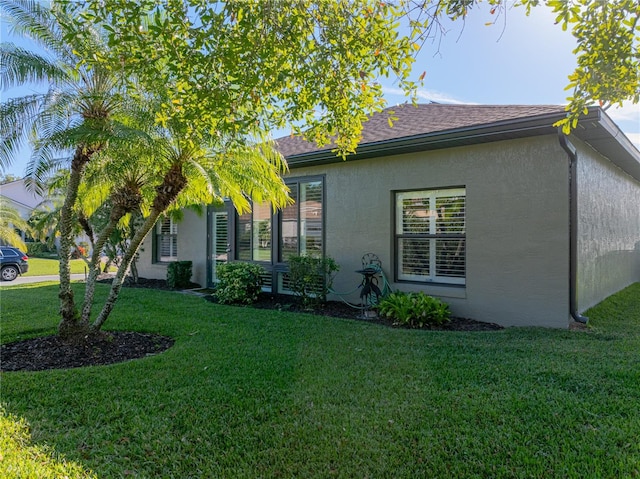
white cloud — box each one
[604,102,640,151]
[623,132,640,151]
[605,101,640,125]
[382,86,472,105]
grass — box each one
[23,257,89,277]
[1,282,639,478]
[0,406,96,479]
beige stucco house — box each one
[0,178,43,219]
[136,104,640,328]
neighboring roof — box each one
[0,178,43,209]
[275,103,640,181]
[0,194,32,210]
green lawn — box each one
[1,282,639,478]
[23,257,89,277]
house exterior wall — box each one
[575,139,640,312]
[136,209,208,287]
[1,196,32,219]
[1,179,44,219]
[288,135,571,328]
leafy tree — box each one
[0,173,20,184]
[2,0,421,339]
[57,0,424,156]
[517,0,639,132]
[62,0,640,139]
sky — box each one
[1,2,639,178]
[381,2,639,145]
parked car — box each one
[0,246,29,281]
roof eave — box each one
[571,107,640,181]
[287,107,640,182]
[287,111,569,168]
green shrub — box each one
[377,291,450,327]
[25,242,56,256]
[25,242,44,255]
[167,261,193,289]
[288,255,340,308]
[215,262,264,304]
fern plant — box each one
[377,291,450,327]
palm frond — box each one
[75,177,111,219]
[0,197,29,249]
[28,200,65,242]
[206,141,291,214]
[30,88,78,133]
[0,42,70,89]
[0,94,45,167]
[0,0,73,63]
[26,140,71,191]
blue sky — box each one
[1,2,638,177]
[382,3,639,145]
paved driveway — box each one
[0,274,87,287]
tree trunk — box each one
[103,258,112,273]
[91,163,187,332]
[80,216,121,324]
[58,146,94,339]
[81,185,143,324]
[129,254,139,283]
[91,212,162,331]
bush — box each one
[215,262,264,304]
[25,242,44,255]
[288,255,340,308]
[377,291,450,327]
[167,261,193,289]
[25,242,57,257]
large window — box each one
[237,201,272,262]
[233,177,324,263]
[280,179,323,261]
[155,217,178,262]
[395,188,466,285]
[227,176,324,292]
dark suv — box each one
[0,246,29,281]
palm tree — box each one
[0,0,142,337]
[1,1,292,339]
[89,124,292,331]
[0,199,29,250]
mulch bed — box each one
[1,277,501,372]
[0,332,174,372]
[229,292,504,332]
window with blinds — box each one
[236,201,272,262]
[210,211,229,283]
[230,176,324,293]
[234,178,323,263]
[155,217,178,262]
[279,179,323,261]
[395,188,466,285]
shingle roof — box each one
[275,103,565,158]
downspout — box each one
[558,130,589,324]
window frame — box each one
[278,175,326,263]
[228,175,326,293]
[153,216,178,263]
[394,186,466,286]
[235,201,273,264]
